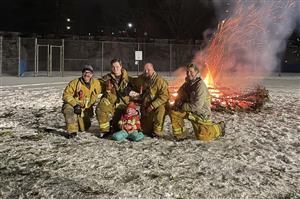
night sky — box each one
[0,0,218,39]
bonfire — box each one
[169,0,296,112]
[169,72,269,113]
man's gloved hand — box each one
[146,105,154,113]
[73,104,82,115]
[123,85,132,96]
[173,101,182,111]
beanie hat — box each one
[82,65,94,73]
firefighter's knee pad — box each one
[96,103,113,121]
[169,110,187,121]
[62,103,74,115]
[66,123,79,133]
[195,124,222,141]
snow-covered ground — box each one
[0,76,299,199]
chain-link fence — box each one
[1,37,20,76]
[1,37,299,77]
[0,37,202,77]
[0,36,2,75]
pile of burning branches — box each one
[209,85,269,113]
[169,84,269,113]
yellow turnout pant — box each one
[62,103,93,133]
[96,98,126,133]
[169,110,222,141]
[141,105,166,137]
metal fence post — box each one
[101,41,104,76]
[18,37,21,77]
[62,39,64,77]
[34,38,37,77]
[0,36,2,77]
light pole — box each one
[66,17,71,32]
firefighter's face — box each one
[111,61,122,76]
[143,63,154,78]
[187,67,198,80]
[82,70,93,82]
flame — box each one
[203,68,224,98]
[203,70,215,88]
[168,73,260,111]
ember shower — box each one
[169,0,298,111]
[195,0,299,89]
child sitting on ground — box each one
[111,102,144,142]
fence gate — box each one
[36,44,49,76]
[49,45,63,76]
[35,41,64,76]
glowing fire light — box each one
[203,70,215,88]
[171,92,178,97]
[168,70,267,112]
[167,1,278,111]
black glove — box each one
[123,84,133,96]
[173,101,182,111]
[73,104,82,115]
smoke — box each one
[195,0,299,89]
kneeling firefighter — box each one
[96,58,133,137]
[62,65,101,138]
[169,63,225,141]
[131,63,169,137]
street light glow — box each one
[66,26,71,30]
[67,18,71,22]
[128,23,133,28]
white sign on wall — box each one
[135,51,143,61]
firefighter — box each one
[133,63,169,137]
[62,65,101,138]
[169,63,225,141]
[96,58,133,137]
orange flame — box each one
[203,70,215,88]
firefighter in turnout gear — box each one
[169,63,225,141]
[132,63,169,137]
[96,58,133,137]
[62,65,101,138]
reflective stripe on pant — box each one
[170,110,222,141]
[96,99,126,133]
[141,105,166,136]
[96,99,114,132]
[62,103,93,133]
[169,110,187,138]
